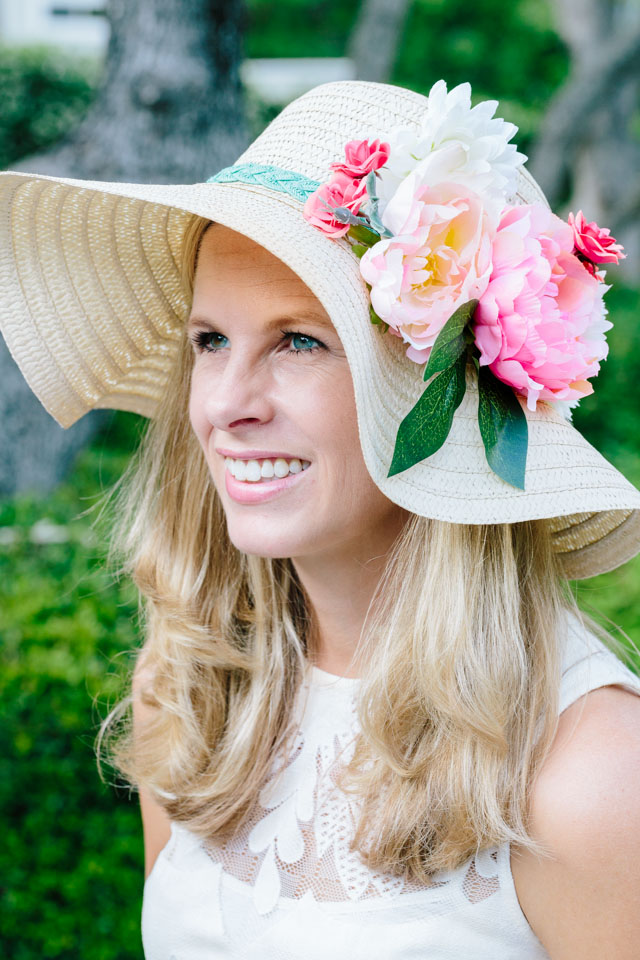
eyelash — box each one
[191,329,325,356]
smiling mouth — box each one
[224,456,311,483]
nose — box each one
[197,348,276,431]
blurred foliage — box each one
[569,282,640,657]
[0,0,571,168]
[0,1,638,956]
[393,0,569,159]
[0,44,99,170]
[0,411,146,958]
[246,0,359,57]
[246,0,569,158]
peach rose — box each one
[359,173,494,362]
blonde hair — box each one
[96,214,631,879]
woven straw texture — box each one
[1,79,639,579]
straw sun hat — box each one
[1,79,639,580]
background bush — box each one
[0,44,98,170]
[1,2,638,956]
[0,412,145,958]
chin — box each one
[224,522,310,560]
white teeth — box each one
[244,459,262,481]
[225,455,311,483]
[273,458,290,478]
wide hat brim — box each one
[1,79,640,580]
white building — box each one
[0,0,110,54]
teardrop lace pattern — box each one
[201,671,500,916]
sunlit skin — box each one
[188,223,411,675]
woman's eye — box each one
[286,332,322,354]
[190,330,324,355]
[192,331,226,352]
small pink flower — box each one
[567,210,625,265]
[329,138,390,180]
[302,172,368,238]
[473,203,612,411]
[359,175,494,362]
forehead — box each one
[191,223,335,330]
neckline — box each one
[306,661,361,690]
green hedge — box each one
[0,44,98,171]
[1,412,145,959]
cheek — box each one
[308,376,366,478]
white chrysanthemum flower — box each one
[374,80,527,226]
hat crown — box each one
[232,79,545,207]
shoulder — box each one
[511,684,640,959]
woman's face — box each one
[188,223,407,561]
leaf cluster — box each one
[388,301,528,489]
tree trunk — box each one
[347,0,413,83]
[1,0,249,496]
[529,0,640,281]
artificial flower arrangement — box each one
[302,81,625,490]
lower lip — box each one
[224,464,311,504]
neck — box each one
[291,513,408,678]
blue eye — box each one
[192,330,227,352]
[190,329,324,355]
[287,332,322,354]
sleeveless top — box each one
[142,611,640,959]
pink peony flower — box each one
[473,203,612,411]
[359,174,494,362]
[567,210,625,265]
[329,138,390,180]
[302,171,368,238]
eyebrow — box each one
[187,309,335,332]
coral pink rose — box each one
[302,172,368,238]
[473,203,612,411]
[568,210,625,266]
[359,173,494,362]
[329,138,390,179]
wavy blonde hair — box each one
[97,214,631,879]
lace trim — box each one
[207,163,320,204]
[201,674,501,916]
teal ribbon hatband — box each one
[207,163,320,205]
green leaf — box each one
[477,366,528,489]
[423,299,479,381]
[388,353,467,477]
[369,304,388,332]
[351,243,369,259]
[348,222,382,245]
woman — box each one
[1,79,640,958]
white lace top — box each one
[142,612,640,959]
